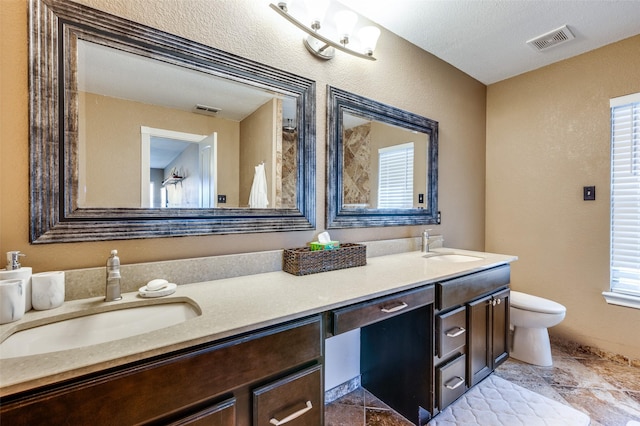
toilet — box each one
[509,290,566,367]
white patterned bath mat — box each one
[428,374,590,426]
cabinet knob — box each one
[269,400,313,425]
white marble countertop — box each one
[0,248,516,397]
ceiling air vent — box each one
[526,25,575,51]
[193,104,221,116]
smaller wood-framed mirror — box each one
[326,86,438,228]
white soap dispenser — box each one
[105,250,122,302]
[0,251,33,312]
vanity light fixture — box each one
[269,1,380,61]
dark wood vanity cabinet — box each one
[434,265,511,414]
[0,315,323,426]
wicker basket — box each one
[283,243,366,276]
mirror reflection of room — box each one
[76,40,297,209]
[342,112,429,209]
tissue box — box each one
[310,241,340,251]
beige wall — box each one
[486,35,640,360]
[1,0,486,272]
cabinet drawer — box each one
[167,397,236,426]
[332,285,435,335]
[436,354,467,411]
[253,365,322,426]
[437,265,510,310]
[436,306,466,359]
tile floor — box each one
[325,342,640,425]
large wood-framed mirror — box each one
[29,0,316,243]
[326,86,439,228]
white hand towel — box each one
[248,163,269,208]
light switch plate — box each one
[583,186,595,201]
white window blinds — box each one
[610,93,640,297]
[378,142,414,209]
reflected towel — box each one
[248,163,269,208]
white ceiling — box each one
[338,0,640,85]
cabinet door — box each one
[253,365,322,426]
[467,294,492,387]
[491,288,510,368]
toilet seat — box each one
[510,291,566,314]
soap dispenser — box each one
[105,250,122,302]
[0,251,32,312]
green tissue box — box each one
[310,241,340,251]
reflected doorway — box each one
[141,126,217,208]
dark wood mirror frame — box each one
[326,86,439,228]
[29,0,316,243]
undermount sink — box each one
[0,301,200,359]
[424,253,484,263]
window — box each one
[605,93,640,309]
[378,142,414,209]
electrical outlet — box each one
[583,186,595,201]
[217,194,227,203]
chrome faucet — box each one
[105,250,122,302]
[422,229,432,253]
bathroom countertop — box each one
[0,248,516,397]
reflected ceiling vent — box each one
[193,104,221,116]
[527,25,575,51]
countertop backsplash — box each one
[63,237,424,301]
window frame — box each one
[603,92,640,309]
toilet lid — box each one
[510,290,566,314]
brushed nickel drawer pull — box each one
[269,400,313,425]
[381,302,409,313]
[445,376,465,390]
[445,326,466,338]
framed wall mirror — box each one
[29,0,316,243]
[326,86,438,228]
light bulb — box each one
[358,26,381,56]
[335,10,358,45]
[304,0,329,30]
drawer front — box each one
[437,265,510,310]
[437,354,467,411]
[253,365,323,426]
[167,397,236,426]
[436,306,466,359]
[332,285,435,335]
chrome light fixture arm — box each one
[269,3,377,61]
